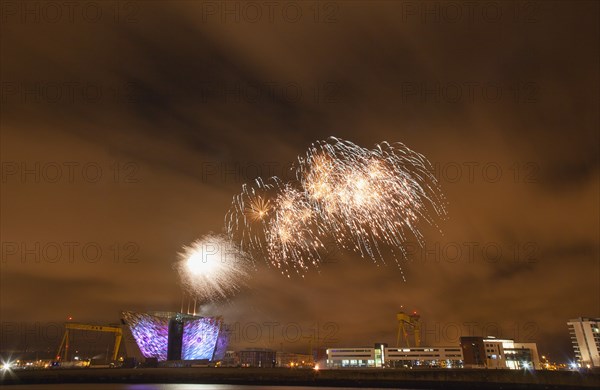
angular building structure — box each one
[568,317,600,368]
[121,311,228,362]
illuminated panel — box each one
[182,317,222,360]
[213,326,229,361]
[122,311,169,361]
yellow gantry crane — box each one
[397,309,421,348]
[56,323,123,362]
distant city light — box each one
[0,361,12,371]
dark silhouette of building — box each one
[238,348,276,368]
[460,337,486,368]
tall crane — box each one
[56,323,123,362]
[397,309,421,348]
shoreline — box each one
[2,367,599,389]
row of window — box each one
[327,359,465,368]
[386,354,463,358]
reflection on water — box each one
[2,385,415,390]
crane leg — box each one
[112,333,122,361]
[56,330,67,360]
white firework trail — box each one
[225,137,447,276]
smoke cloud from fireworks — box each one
[226,137,446,277]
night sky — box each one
[1,1,599,363]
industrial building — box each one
[326,344,463,368]
[567,317,600,368]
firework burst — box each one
[226,178,324,277]
[176,233,250,301]
[226,137,446,275]
[297,138,446,262]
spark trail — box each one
[226,137,446,277]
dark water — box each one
[3,386,418,390]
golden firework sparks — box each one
[225,137,446,277]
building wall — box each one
[221,350,239,367]
[385,347,463,368]
[326,348,376,368]
[568,318,600,368]
[326,346,463,368]
[460,337,486,368]
[238,349,276,368]
[460,337,539,370]
[483,339,511,369]
[513,343,540,369]
[327,339,538,370]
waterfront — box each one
[2,368,599,389]
[0,385,405,390]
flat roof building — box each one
[385,346,463,368]
[327,347,376,368]
[326,344,463,369]
[325,335,540,370]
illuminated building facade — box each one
[326,338,538,369]
[326,347,376,368]
[326,344,463,368]
[568,317,600,368]
[385,346,463,368]
[121,311,228,362]
[460,336,540,369]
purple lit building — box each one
[122,311,228,362]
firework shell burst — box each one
[176,234,251,302]
[297,138,447,262]
[225,178,325,276]
[226,137,447,277]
